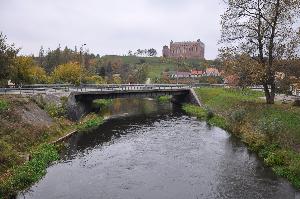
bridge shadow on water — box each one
[61,98,184,159]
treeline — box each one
[37,45,99,74]
[127,48,157,57]
[0,33,149,86]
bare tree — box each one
[220,0,300,104]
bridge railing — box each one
[0,83,191,94]
[76,84,190,92]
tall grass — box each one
[186,87,300,188]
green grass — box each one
[0,144,59,198]
[92,99,112,109]
[182,104,229,129]
[157,95,172,103]
[0,100,9,112]
[182,104,207,119]
[185,87,300,189]
[100,55,208,82]
[77,113,104,132]
[147,63,175,80]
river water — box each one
[19,99,299,199]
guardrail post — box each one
[19,87,21,95]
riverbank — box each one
[0,95,106,198]
[183,87,300,189]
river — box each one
[19,99,299,199]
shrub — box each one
[206,108,214,120]
[45,103,66,118]
[230,109,246,124]
[257,117,283,138]
[0,99,9,112]
[77,114,104,132]
[242,130,267,152]
[264,152,285,166]
[258,143,280,159]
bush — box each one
[257,117,283,138]
[242,130,267,152]
[45,103,66,118]
[258,143,280,159]
[230,109,246,124]
[264,152,285,166]
[206,108,214,120]
[0,99,9,112]
[77,114,104,132]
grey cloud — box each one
[0,0,225,59]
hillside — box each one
[101,55,217,82]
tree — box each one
[220,0,300,104]
[0,32,19,86]
[147,48,157,57]
[28,66,48,84]
[128,50,133,56]
[51,62,85,85]
[135,64,148,83]
[38,46,45,66]
[10,56,34,86]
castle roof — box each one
[171,39,204,45]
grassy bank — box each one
[183,87,300,188]
[157,95,172,103]
[0,95,107,198]
[77,113,104,132]
[0,144,59,198]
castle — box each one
[162,39,205,59]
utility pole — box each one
[79,43,86,90]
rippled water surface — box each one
[19,99,298,199]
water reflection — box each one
[19,98,298,199]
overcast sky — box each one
[0,0,226,59]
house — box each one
[191,70,203,78]
[205,68,220,77]
[165,71,191,78]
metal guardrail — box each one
[7,83,299,96]
[0,84,196,95]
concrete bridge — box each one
[65,84,201,120]
[0,84,203,119]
